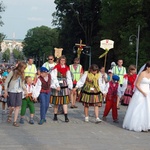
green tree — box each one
[0,33,5,51]
[53,0,101,68]
[23,26,59,67]
[13,49,24,60]
[2,48,10,62]
[100,0,150,70]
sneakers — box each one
[85,116,89,122]
[19,118,24,124]
[113,119,119,123]
[38,119,45,125]
[95,118,102,123]
[29,119,34,124]
[49,104,52,108]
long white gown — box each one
[122,77,150,132]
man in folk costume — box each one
[73,64,105,123]
[112,59,126,109]
[69,57,84,108]
[50,55,73,122]
[24,56,37,82]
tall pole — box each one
[136,25,140,70]
[89,46,91,67]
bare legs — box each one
[70,90,77,108]
[84,106,99,118]
[53,104,69,122]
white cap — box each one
[111,62,116,66]
[108,69,113,73]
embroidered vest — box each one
[39,74,51,93]
[107,81,119,96]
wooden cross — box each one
[75,39,86,58]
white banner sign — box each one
[100,39,114,50]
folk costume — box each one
[75,71,104,123]
[35,67,51,125]
[50,64,73,105]
[75,72,104,106]
[50,63,73,122]
[122,74,137,105]
[103,75,120,122]
[20,83,38,124]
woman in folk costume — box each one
[73,64,104,123]
[121,65,137,105]
[50,55,73,122]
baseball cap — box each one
[40,67,49,73]
[108,69,113,73]
[112,75,120,81]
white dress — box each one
[122,77,150,132]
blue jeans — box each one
[39,92,50,120]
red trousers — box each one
[103,95,118,120]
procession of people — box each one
[0,53,150,133]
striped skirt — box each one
[81,91,102,107]
[50,88,70,105]
[50,95,70,105]
[123,85,133,105]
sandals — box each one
[13,122,19,127]
[7,115,12,123]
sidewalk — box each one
[0,102,149,150]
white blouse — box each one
[75,72,105,94]
[50,68,73,90]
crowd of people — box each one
[0,55,150,132]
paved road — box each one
[0,102,149,150]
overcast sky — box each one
[1,0,56,39]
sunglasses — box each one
[48,58,53,60]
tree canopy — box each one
[23,26,59,67]
[52,0,150,70]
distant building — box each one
[1,39,23,52]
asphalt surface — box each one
[0,102,149,150]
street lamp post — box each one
[82,46,91,68]
[129,25,140,70]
